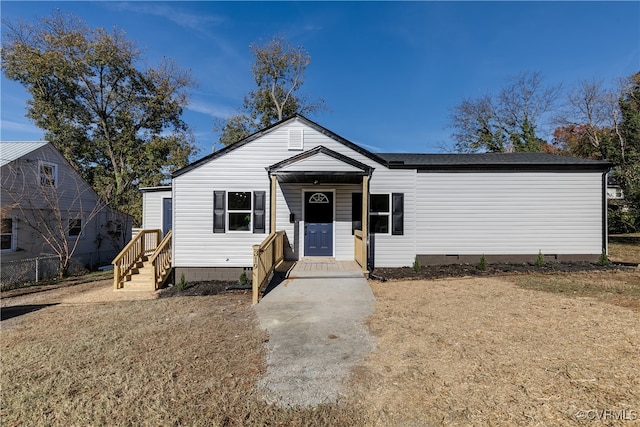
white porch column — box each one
[361,175,369,270]
[270,175,277,234]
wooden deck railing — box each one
[354,230,367,271]
[112,229,162,289]
[252,230,285,304]
[149,230,173,290]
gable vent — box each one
[288,129,303,150]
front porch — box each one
[287,258,365,278]
[251,229,367,304]
[266,145,373,268]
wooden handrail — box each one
[149,230,172,290]
[354,229,367,271]
[252,230,286,304]
[112,229,162,289]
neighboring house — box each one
[1,141,131,270]
[144,115,612,281]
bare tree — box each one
[449,71,562,153]
[1,151,109,277]
[554,79,622,159]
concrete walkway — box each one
[254,259,376,407]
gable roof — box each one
[172,114,388,178]
[268,145,374,174]
[267,145,374,184]
[378,152,614,171]
[171,115,613,177]
[0,141,49,167]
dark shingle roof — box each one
[377,152,613,171]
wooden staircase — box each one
[121,258,156,291]
[113,229,172,291]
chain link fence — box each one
[1,256,60,291]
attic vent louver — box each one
[288,129,303,150]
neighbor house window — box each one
[369,194,390,234]
[227,192,252,231]
[68,217,84,237]
[39,161,58,187]
[1,217,16,252]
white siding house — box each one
[1,141,131,271]
[160,115,611,281]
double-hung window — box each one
[352,192,404,236]
[68,217,84,238]
[213,191,266,234]
[39,161,58,187]
[369,194,390,234]
[1,217,16,252]
[227,192,252,232]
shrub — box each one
[177,272,187,291]
[238,270,249,286]
[535,250,545,267]
[477,255,487,271]
[412,257,421,273]
[598,249,611,266]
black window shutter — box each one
[392,193,404,235]
[352,193,362,235]
[213,191,226,233]
[253,191,266,233]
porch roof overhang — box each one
[267,145,374,184]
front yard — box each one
[1,245,638,426]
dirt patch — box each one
[1,278,156,311]
[373,261,631,282]
[157,280,240,298]
[352,276,640,426]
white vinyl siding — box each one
[171,117,604,269]
[415,172,603,255]
[173,120,399,267]
[173,119,417,268]
[142,189,171,230]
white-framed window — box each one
[227,191,252,232]
[1,217,17,252]
[38,161,58,187]
[369,193,390,234]
[68,217,84,238]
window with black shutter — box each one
[253,191,265,233]
[352,193,362,234]
[391,193,404,235]
[213,191,226,233]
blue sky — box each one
[1,1,639,157]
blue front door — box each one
[304,191,333,256]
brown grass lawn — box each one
[609,242,640,263]
[353,270,640,426]
[2,266,639,426]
